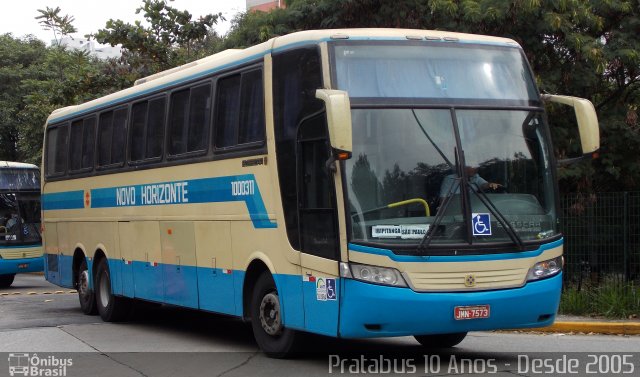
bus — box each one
[42,29,599,357]
[0,162,43,288]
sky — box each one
[0,0,247,45]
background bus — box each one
[41,29,599,357]
[0,161,43,288]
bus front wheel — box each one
[250,272,299,358]
[95,258,130,322]
[0,274,15,288]
[414,332,467,348]
[77,259,97,315]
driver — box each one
[6,211,19,231]
[439,166,502,203]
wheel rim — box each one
[99,271,110,308]
[78,269,89,299]
[259,292,282,336]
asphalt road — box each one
[1,274,640,376]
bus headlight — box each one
[526,256,563,281]
[340,262,407,287]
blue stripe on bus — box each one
[41,190,85,210]
[42,174,277,229]
[348,238,563,262]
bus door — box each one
[297,112,341,336]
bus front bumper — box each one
[338,272,562,338]
[0,257,44,275]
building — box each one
[246,0,286,12]
[53,37,122,60]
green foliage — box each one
[92,0,224,75]
[561,280,640,319]
[559,284,592,315]
[0,33,128,164]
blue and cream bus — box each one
[0,161,43,287]
[42,29,599,356]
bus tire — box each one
[0,274,15,288]
[95,258,130,322]
[414,332,467,348]
[250,272,299,358]
[77,259,97,315]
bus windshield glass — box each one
[345,109,557,247]
[0,168,40,191]
[335,42,556,249]
[0,168,41,245]
[332,42,538,103]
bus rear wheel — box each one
[0,274,15,288]
[414,332,467,348]
[95,258,130,322]
[250,272,299,358]
[77,259,97,315]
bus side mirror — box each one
[315,89,353,160]
[542,94,600,156]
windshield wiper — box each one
[412,110,454,169]
[416,177,460,253]
[469,183,525,250]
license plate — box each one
[18,263,29,269]
[454,305,490,320]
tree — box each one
[0,32,128,165]
[35,6,77,46]
[0,34,48,162]
[92,0,224,76]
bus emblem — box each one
[464,274,476,287]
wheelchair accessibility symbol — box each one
[472,213,492,236]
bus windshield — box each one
[0,168,41,245]
[335,43,556,249]
[345,108,557,247]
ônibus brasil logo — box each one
[8,353,73,377]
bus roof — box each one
[45,28,520,125]
[0,161,39,170]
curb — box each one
[533,321,640,335]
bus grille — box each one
[405,268,528,291]
[0,248,43,260]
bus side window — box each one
[69,119,84,171]
[111,108,128,164]
[130,97,166,162]
[98,107,128,167]
[214,68,265,150]
[239,69,265,144]
[46,124,69,176]
[98,111,114,166]
[169,83,211,156]
[69,117,96,172]
[130,101,149,161]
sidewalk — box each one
[532,315,640,335]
